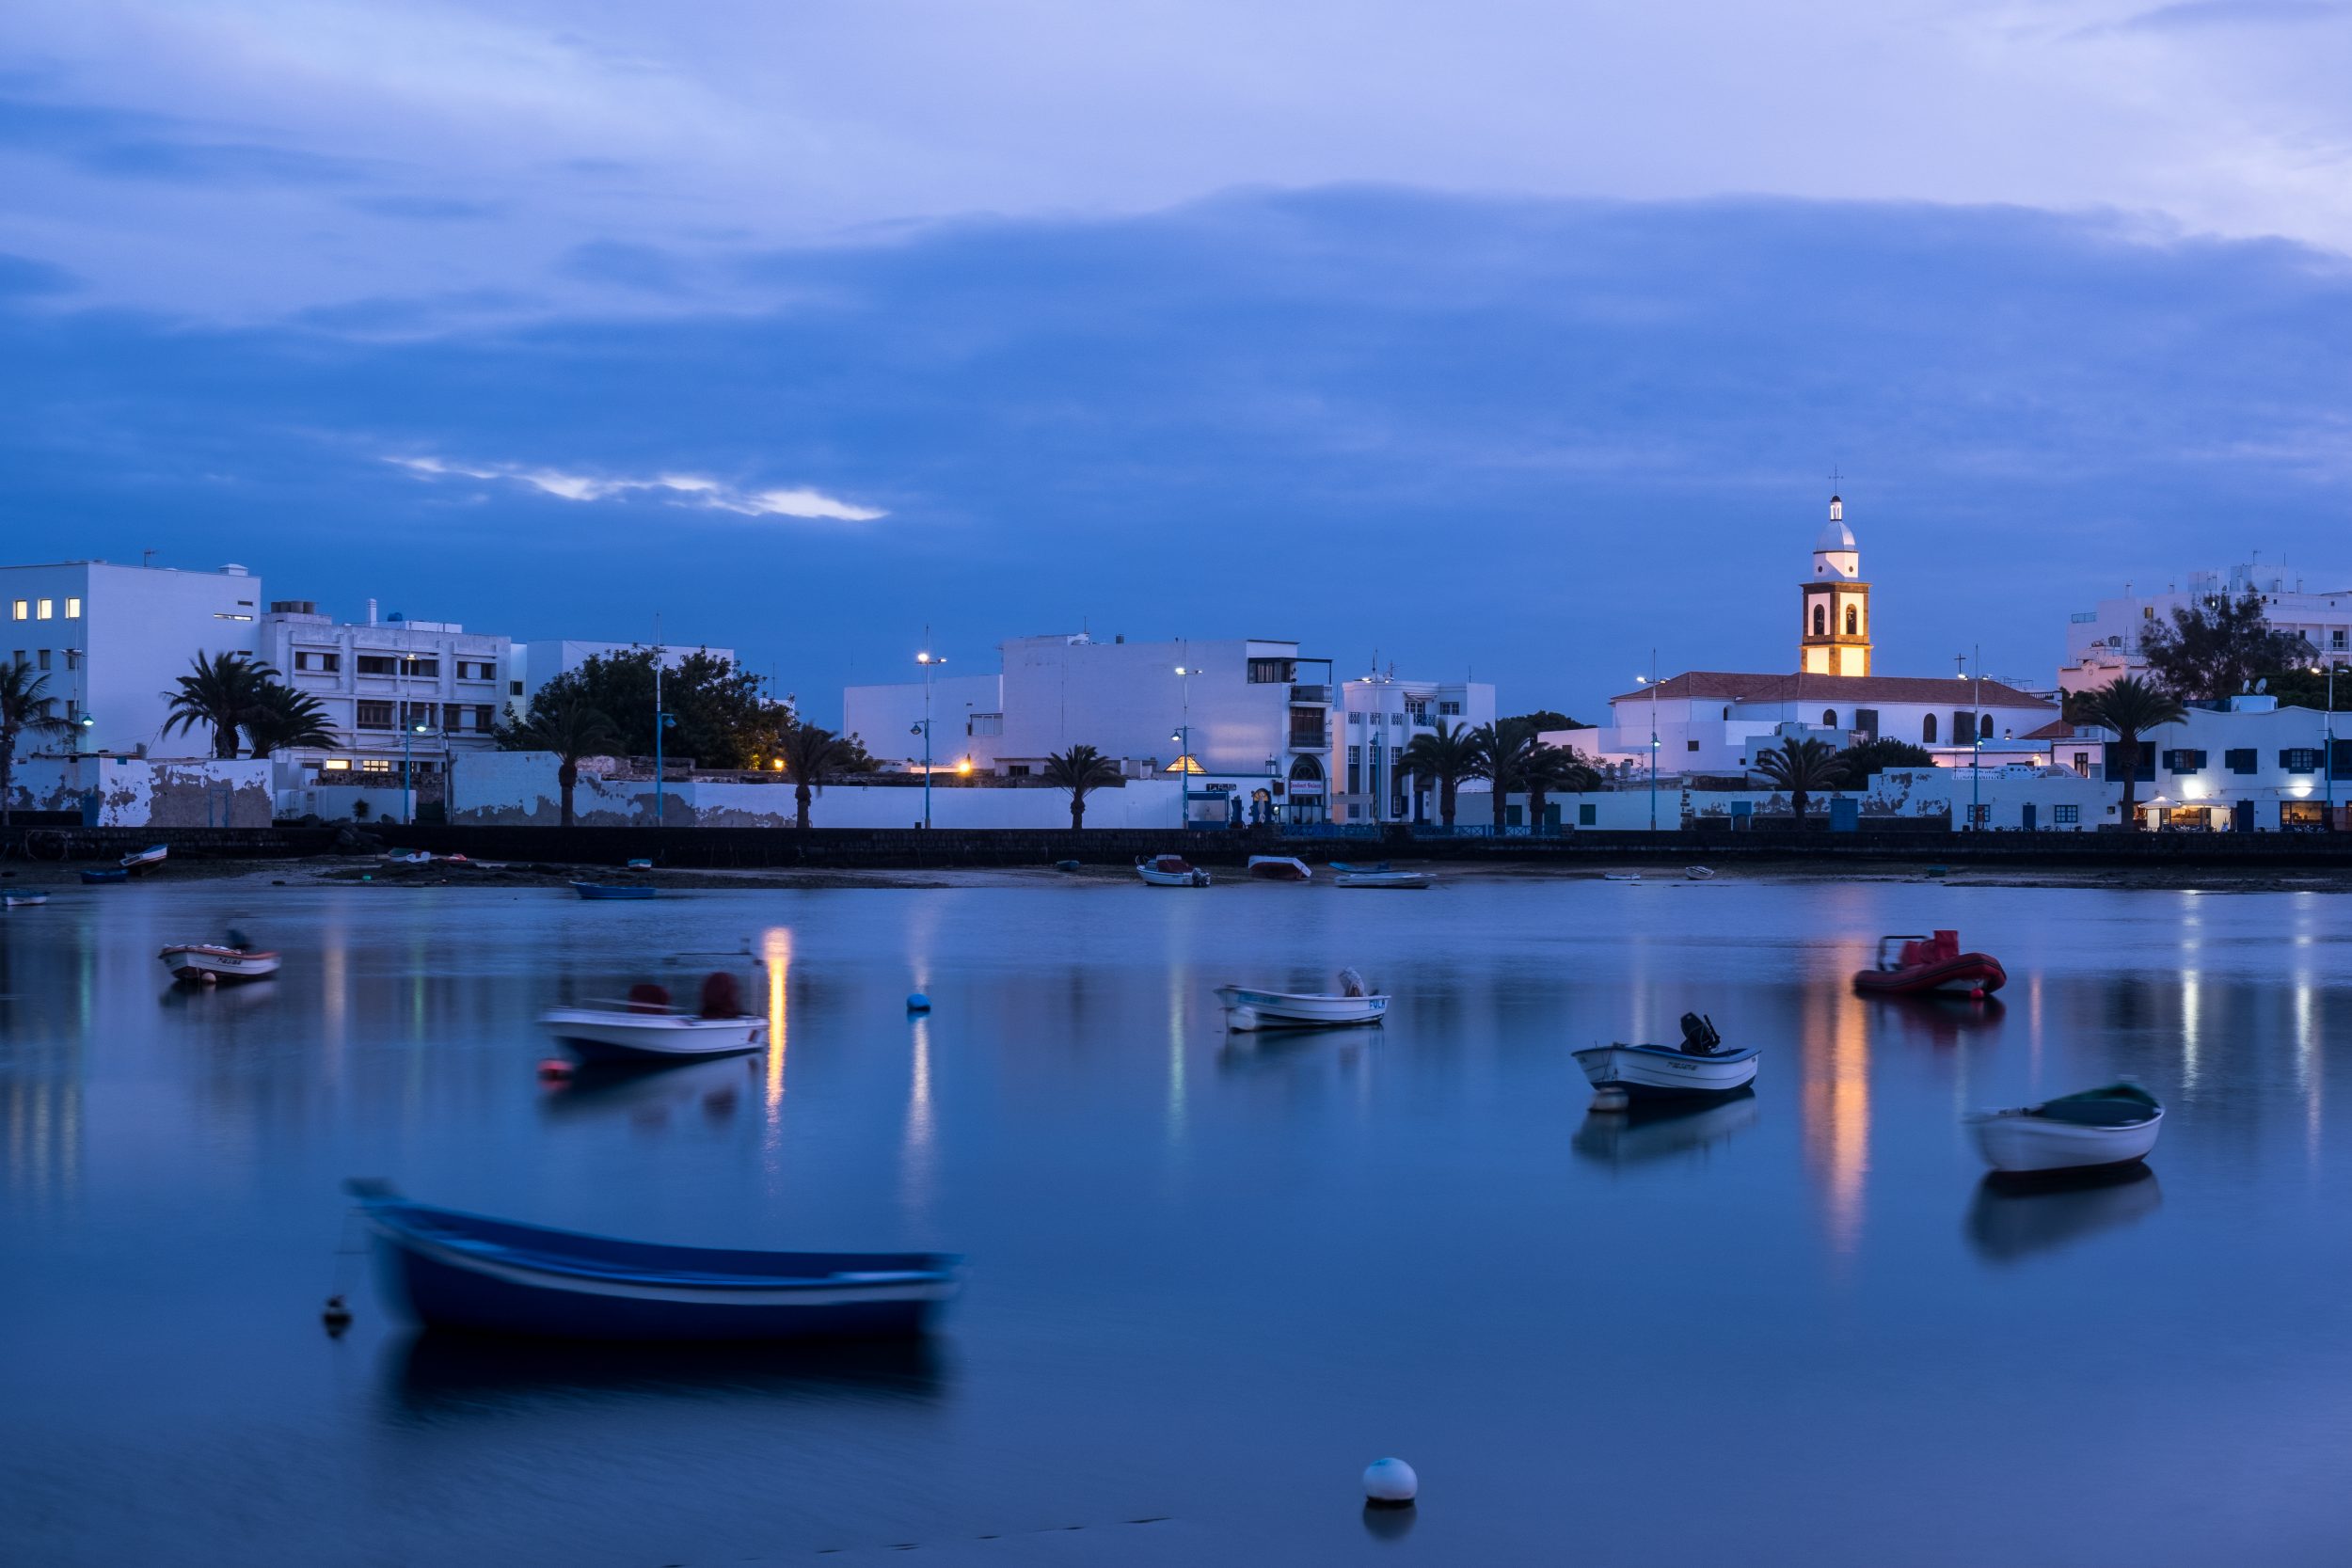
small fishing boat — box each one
[1216,969,1387,1031]
[4,893,51,909]
[159,942,282,984]
[539,1006,769,1064]
[1053,859,1082,873]
[1602,870,1642,883]
[1328,861,1391,874]
[1684,865,1715,880]
[121,844,168,874]
[1574,1013,1756,1100]
[346,1180,962,1340]
[1854,930,2007,998]
[388,850,434,865]
[1964,1082,2163,1174]
[626,858,654,869]
[1246,855,1311,882]
[80,867,129,884]
[1335,870,1432,889]
[573,881,657,900]
[1136,855,1210,887]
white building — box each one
[3,558,265,757]
[2077,693,2349,832]
[260,598,511,787]
[507,638,740,720]
[2060,562,2352,694]
[1333,668,1497,825]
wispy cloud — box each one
[2107,1,2349,32]
[387,455,885,521]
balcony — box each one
[1288,725,1329,751]
[1290,683,1331,705]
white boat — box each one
[1964,1083,2163,1173]
[539,1006,771,1064]
[1215,979,1388,1032]
[1245,855,1311,882]
[159,943,281,984]
[1602,871,1642,883]
[122,844,168,874]
[1573,1013,1756,1099]
[1334,870,1432,889]
[1136,855,1210,887]
[1684,865,1715,880]
[388,850,433,865]
[4,893,50,909]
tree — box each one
[2081,675,2187,830]
[529,647,784,769]
[1470,717,1541,829]
[1837,736,1935,779]
[163,651,275,758]
[1754,736,1849,824]
[1505,709,1584,733]
[1,663,72,826]
[2139,590,2314,704]
[1042,744,1122,830]
[774,721,851,831]
[502,695,621,828]
[1521,742,1601,832]
[1401,718,1481,827]
[243,683,338,759]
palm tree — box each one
[2082,675,2187,830]
[1042,744,1122,830]
[243,683,339,759]
[1754,736,1848,825]
[1401,718,1481,827]
[774,721,850,831]
[163,651,275,759]
[1470,717,1541,829]
[1521,742,1601,834]
[1,663,72,826]
[511,696,621,828]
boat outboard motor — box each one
[1337,967,1368,999]
[698,971,743,1019]
[1678,1011,1722,1055]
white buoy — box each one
[906,992,930,1013]
[1362,1457,1418,1506]
[1589,1085,1629,1113]
[1227,1006,1262,1033]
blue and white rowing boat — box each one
[346,1181,962,1340]
[572,881,657,900]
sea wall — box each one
[3,755,274,828]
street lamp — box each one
[402,718,430,823]
[1635,652,1660,832]
[2313,659,2344,823]
[915,648,946,829]
[1172,661,1193,829]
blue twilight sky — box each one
[5,3,2352,722]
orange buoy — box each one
[536,1057,573,1080]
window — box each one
[2281,748,2319,774]
[2142,606,2154,619]
[65,597,80,618]
[454,660,495,680]
[442,704,464,731]
[1347,711,1364,726]
[1687,739,1700,752]
[321,759,350,771]
[357,655,397,676]
[1821,709,1837,727]
[2054,804,2079,825]
[1438,701,1461,716]
[1007,764,1030,777]
[968,712,1004,736]
[1967,803,1990,826]
[1844,605,1858,636]
[2072,752,2090,776]
[1952,711,1976,746]
[2164,750,2208,775]
[509,680,523,696]
[1389,713,1403,727]
[64,649,78,671]
[2226,748,2257,775]
[293,650,340,673]
[1811,604,1826,636]
[8,600,24,621]
[2333,740,2352,781]
[1247,657,1295,684]
[406,657,439,677]
[36,598,53,620]
[474,705,494,732]
[1579,803,1597,826]
[1922,713,1938,744]
[1346,745,1362,795]
[2336,629,2347,650]
[399,702,435,730]
[1854,708,1879,738]
[356,702,393,730]
[1980,714,1994,741]
[2103,744,2155,783]
[36,649,50,671]
[358,758,392,774]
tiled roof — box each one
[2021,719,2077,739]
[1609,671,2058,710]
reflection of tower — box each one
[1800,496,1873,675]
[1800,976,1871,1255]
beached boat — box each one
[1053,858,1082,873]
[388,850,433,865]
[345,1180,962,1340]
[626,858,654,869]
[4,893,51,909]
[1964,1082,2163,1174]
[1216,970,1387,1031]
[539,1006,770,1064]
[1246,855,1311,882]
[572,881,657,900]
[121,845,167,874]
[1335,870,1432,889]
[159,943,281,984]
[1684,865,1715,880]
[81,867,128,884]
[1854,930,2007,998]
[1136,855,1210,887]
[1328,861,1390,874]
[1573,1013,1756,1100]
[1602,871,1642,883]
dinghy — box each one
[1684,865,1716,880]
[80,867,128,884]
[1246,855,1311,882]
[1963,1082,2163,1174]
[388,850,434,865]
[572,881,657,900]
[1328,861,1391,874]
[1136,854,1210,887]
[1601,871,1642,883]
[121,845,167,874]
[1854,930,2007,998]
[542,973,766,1064]
[1335,870,1431,889]
[3,893,50,909]
[159,942,281,984]
[1216,968,1387,1031]
[345,1180,962,1340]
[1574,1013,1756,1100]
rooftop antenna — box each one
[142,549,155,568]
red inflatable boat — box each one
[1853,930,2006,998]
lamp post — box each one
[402,718,429,823]
[1635,651,1659,832]
[2315,657,2343,823]
[915,648,946,829]
[1969,644,1984,832]
[1173,660,1192,828]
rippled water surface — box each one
[4,876,2349,1566]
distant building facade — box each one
[2060,562,2352,694]
[260,599,511,786]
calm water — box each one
[4,875,2350,1566]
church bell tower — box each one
[1799,495,1872,676]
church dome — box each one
[1815,495,1855,553]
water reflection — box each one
[1964,1165,2163,1266]
[1571,1089,1758,1172]
[538,1057,755,1124]
[1800,976,1871,1255]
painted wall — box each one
[6,755,274,826]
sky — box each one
[5,2,2351,722]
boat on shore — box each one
[572,881,657,900]
[345,1180,962,1340]
[81,867,128,884]
[4,892,50,909]
[1684,865,1715,880]
[1602,871,1642,883]
[1964,1082,2163,1174]
[1136,855,1210,887]
[1854,930,2007,998]
[159,942,281,984]
[122,845,167,875]
[1216,969,1387,1031]
[1246,855,1311,882]
[1335,870,1431,889]
[1574,1013,1756,1100]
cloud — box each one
[0,251,76,298]
[349,195,506,222]
[387,455,885,521]
[559,240,689,293]
[2108,1,2349,31]
[0,87,374,187]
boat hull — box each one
[1965,1108,2163,1173]
[572,882,657,900]
[1215,986,1388,1030]
[4,895,49,908]
[1136,859,1209,886]
[81,868,129,884]
[1245,856,1311,882]
[539,1008,770,1063]
[1335,872,1431,889]
[1854,954,2008,997]
[356,1192,961,1341]
[1573,1043,1758,1098]
[159,945,281,984]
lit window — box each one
[36,599,54,620]
[8,600,23,621]
[321,759,351,771]
[65,597,81,618]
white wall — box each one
[5,755,273,826]
[843,673,1005,768]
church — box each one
[1558,496,2063,775]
